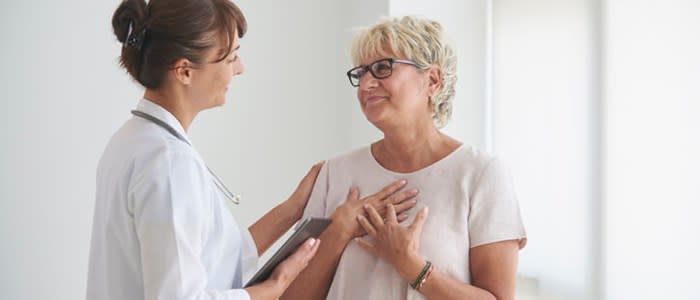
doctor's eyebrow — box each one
[218,45,240,58]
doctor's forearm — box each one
[249,200,302,255]
[245,278,285,300]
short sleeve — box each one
[468,158,527,249]
[300,161,330,220]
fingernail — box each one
[423,207,429,214]
[409,188,419,195]
[308,238,316,246]
[400,179,407,185]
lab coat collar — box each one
[135,98,193,146]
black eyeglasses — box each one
[346,58,420,87]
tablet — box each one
[244,217,332,287]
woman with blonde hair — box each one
[284,16,527,300]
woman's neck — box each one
[372,120,461,173]
[144,88,198,132]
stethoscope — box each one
[131,110,241,205]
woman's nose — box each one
[359,73,379,89]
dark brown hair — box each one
[112,0,247,89]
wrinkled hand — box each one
[287,162,325,219]
[355,204,428,274]
[269,238,321,290]
[331,180,419,239]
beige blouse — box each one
[301,145,527,300]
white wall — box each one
[1,1,139,299]
[603,0,700,299]
[491,0,700,299]
[492,0,600,298]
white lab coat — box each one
[87,99,258,300]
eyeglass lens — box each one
[349,59,393,86]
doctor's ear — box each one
[172,59,194,85]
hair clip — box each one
[124,21,146,51]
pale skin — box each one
[287,53,522,299]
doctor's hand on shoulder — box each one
[248,161,324,253]
[286,162,326,219]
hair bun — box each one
[111,0,147,43]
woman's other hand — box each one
[331,181,419,240]
[287,162,325,220]
[355,204,429,280]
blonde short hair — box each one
[350,16,457,128]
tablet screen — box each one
[244,217,332,287]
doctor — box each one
[87,0,322,299]
[88,0,417,299]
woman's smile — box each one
[364,95,388,107]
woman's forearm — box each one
[418,268,497,300]
[249,200,302,255]
[280,223,352,300]
[395,251,517,300]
